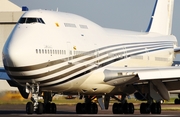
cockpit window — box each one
[38,18,45,24]
[19,18,26,23]
[18,17,45,24]
[26,18,37,23]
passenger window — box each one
[36,49,38,54]
[55,50,57,54]
[57,50,59,54]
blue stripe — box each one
[146,0,158,32]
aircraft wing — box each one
[104,66,180,101]
[0,67,29,98]
[0,67,18,87]
[104,66,180,85]
[174,47,180,54]
[172,61,180,66]
[0,67,11,80]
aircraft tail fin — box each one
[146,0,174,35]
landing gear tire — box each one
[25,83,57,114]
[129,103,134,114]
[76,103,82,114]
[112,103,134,114]
[112,103,123,114]
[44,103,57,113]
[76,103,87,114]
[175,94,180,104]
[140,102,161,114]
[112,103,118,114]
[174,99,180,104]
[89,103,98,114]
[26,102,34,114]
[51,103,57,114]
[123,103,130,114]
[118,103,124,114]
[76,103,98,114]
[140,103,150,114]
[87,103,97,114]
[151,103,161,114]
[45,103,50,113]
[36,102,43,114]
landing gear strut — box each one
[25,83,57,114]
[26,83,42,114]
[76,96,98,114]
[43,92,57,113]
[138,83,161,114]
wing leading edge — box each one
[0,67,11,80]
[0,67,19,87]
[174,47,180,54]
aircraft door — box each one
[94,44,99,65]
[67,42,73,64]
[145,47,150,66]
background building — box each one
[0,0,24,92]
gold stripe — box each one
[7,44,171,80]
[5,42,171,72]
[11,46,172,86]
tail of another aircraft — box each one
[146,0,174,35]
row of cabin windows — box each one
[36,49,66,55]
[36,49,86,56]
[155,57,168,62]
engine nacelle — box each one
[134,92,147,101]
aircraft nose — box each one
[2,31,24,68]
[2,24,41,69]
[3,40,18,68]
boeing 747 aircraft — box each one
[1,0,180,115]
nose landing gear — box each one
[25,83,57,114]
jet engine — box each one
[134,92,147,101]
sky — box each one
[10,0,180,60]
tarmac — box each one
[0,104,180,117]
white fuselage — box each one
[2,9,177,94]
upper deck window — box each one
[18,17,45,24]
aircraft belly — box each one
[38,70,112,94]
[77,69,115,94]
